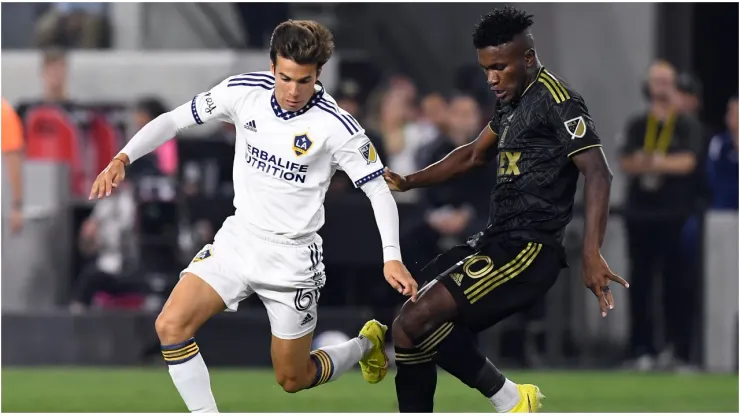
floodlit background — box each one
[1,2,738,412]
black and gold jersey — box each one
[483,67,602,246]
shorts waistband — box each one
[243,220,318,246]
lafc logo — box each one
[359,141,378,164]
[564,116,587,140]
[292,134,313,157]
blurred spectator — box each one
[69,182,142,313]
[619,60,704,371]
[675,72,703,118]
[367,77,438,202]
[42,48,69,103]
[130,98,178,177]
[454,64,495,111]
[674,73,710,208]
[419,92,449,138]
[706,96,739,210]
[402,94,492,274]
[35,3,109,49]
[1,98,25,234]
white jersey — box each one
[171,71,384,239]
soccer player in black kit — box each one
[383,6,629,413]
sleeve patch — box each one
[359,141,378,164]
[564,116,587,139]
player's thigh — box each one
[251,237,325,340]
[394,245,476,342]
[157,244,252,342]
[156,272,225,341]
[438,241,561,332]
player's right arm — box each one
[89,78,236,200]
[383,123,497,192]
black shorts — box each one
[419,238,563,333]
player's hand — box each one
[582,252,629,317]
[383,260,418,302]
[383,167,410,192]
[89,155,128,200]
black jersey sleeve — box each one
[547,95,602,158]
[488,112,501,135]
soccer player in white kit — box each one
[89,20,418,412]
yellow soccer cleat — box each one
[508,384,545,413]
[358,319,389,384]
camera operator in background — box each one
[619,60,703,371]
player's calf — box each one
[156,273,226,413]
[393,281,522,412]
[271,326,376,394]
[392,317,438,412]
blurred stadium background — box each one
[1,2,738,412]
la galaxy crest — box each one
[359,141,378,165]
[293,134,313,157]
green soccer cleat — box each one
[358,319,388,384]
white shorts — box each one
[181,216,325,340]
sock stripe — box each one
[405,357,434,365]
[310,350,335,387]
[316,351,331,385]
[418,323,454,352]
[309,353,324,387]
[396,352,436,364]
[163,345,199,359]
[395,351,435,359]
[162,338,200,365]
[318,350,335,383]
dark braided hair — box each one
[472,5,534,49]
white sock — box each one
[488,378,520,412]
[163,339,218,413]
[311,336,373,386]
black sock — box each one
[413,323,506,398]
[394,346,437,412]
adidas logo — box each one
[244,120,257,132]
[300,313,314,326]
[450,273,464,286]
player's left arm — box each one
[330,132,418,300]
[549,97,628,316]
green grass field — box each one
[2,367,737,412]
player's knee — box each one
[275,372,305,394]
[391,316,414,349]
[155,311,191,345]
[394,308,430,344]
